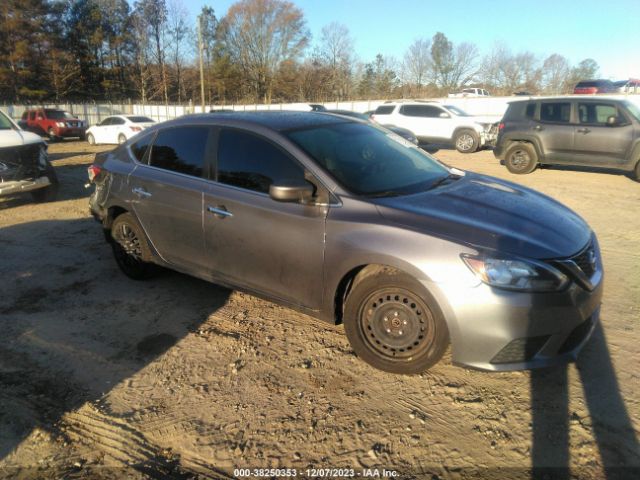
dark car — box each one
[88,111,602,374]
[573,79,615,94]
[494,96,640,179]
[0,109,58,202]
[326,109,419,145]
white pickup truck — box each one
[448,88,491,98]
[0,109,58,202]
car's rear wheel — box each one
[343,267,449,374]
[454,129,480,153]
[118,134,127,144]
[87,133,95,145]
[633,160,640,181]
[504,142,538,174]
[31,161,58,203]
[110,213,157,280]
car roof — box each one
[176,111,351,131]
[507,95,627,104]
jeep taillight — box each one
[498,122,505,131]
[87,165,102,183]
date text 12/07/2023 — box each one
[233,468,399,478]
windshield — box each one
[443,105,470,116]
[45,109,76,119]
[128,116,154,123]
[623,101,640,122]
[285,122,450,196]
[0,110,16,130]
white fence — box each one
[2,95,640,126]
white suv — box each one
[371,101,498,153]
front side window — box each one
[540,102,571,123]
[149,126,209,177]
[0,110,16,130]
[100,118,114,126]
[374,105,395,115]
[578,103,623,125]
[217,129,305,193]
[400,105,444,118]
[111,117,126,125]
[286,122,449,196]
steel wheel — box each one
[359,287,435,361]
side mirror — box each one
[606,115,618,126]
[269,179,314,203]
[439,112,450,118]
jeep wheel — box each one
[31,161,59,203]
[87,133,95,145]
[47,128,58,142]
[117,134,127,144]
[110,213,157,280]
[505,143,538,174]
[454,129,480,154]
[344,267,449,374]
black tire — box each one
[79,132,86,141]
[343,266,449,374]
[504,142,538,174]
[47,128,58,142]
[454,129,480,154]
[87,133,95,145]
[110,213,157,280]
[633,160,640,182]
[31,161,59,203]
[117,134,127,144]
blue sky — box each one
[178,0,639,79]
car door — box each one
[573,101,634,167]
[128,125,212,274]
[398,105,448,140]
[94,117,113,143]
[534,101,576,164]
[202,127,327,310]
[110,117,126,143]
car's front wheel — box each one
[87,133,95,145]
[504,142,538,174]
[110,213,157,280]
[343,267,449,374]
[454,129,480,153]
[47,128,58,142]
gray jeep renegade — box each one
[494,96,640,179]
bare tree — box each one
[167,0,192,103]
[318,22,354,99]
[542,53,570,94]
[430,32,478,91]
[220,0,309,103]
[402,38,431,94]
[135,0,169,103]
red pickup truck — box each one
[19,108,87,141]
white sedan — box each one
[86,115,155,145]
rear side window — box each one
[130,133,154,163]
[217,129,305,194]
[525,103,536,119]
[540,103,571,123]
[399,105,443,118]
[149,126,209,177]
[578,103,623,125]
[374,105,395,115]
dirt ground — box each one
[0,140,638,480]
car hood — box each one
[374,172,591,259]
[0,129,43,148]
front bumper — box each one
[56,127,86,138]
[429,272,603,371]
[0,175,51,196]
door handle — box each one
[577,128,591,134]
[207,205,233,219]
[533,125,543,131]
[132,187,152,198]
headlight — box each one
[461,254,568,292]
[56,122,65,127]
